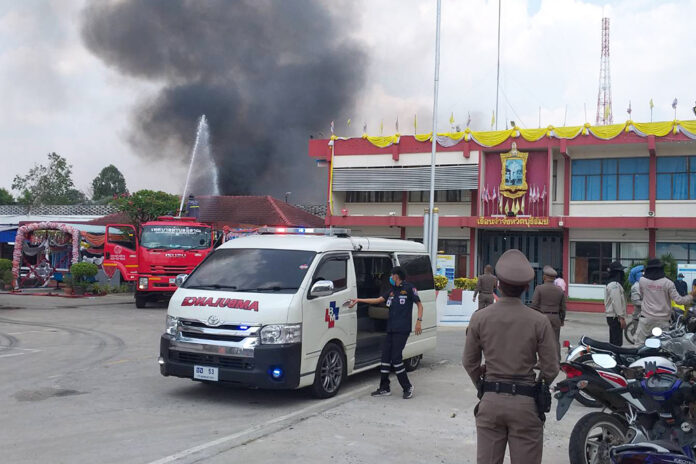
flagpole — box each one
[495,0,501,130]
[426,0,442,273]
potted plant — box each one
[70,262,99,296]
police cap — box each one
[495,249,535,286]
[543,265,557,278]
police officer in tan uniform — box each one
[463,249,560,464]
[530,265,567,356]
[473,264,498,310]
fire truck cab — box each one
[104,217,215,308]
[158,227,437,398]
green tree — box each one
[12,152,85,205]
[91,165,128,201]
[0,188,15,205]
[112,190,180,231]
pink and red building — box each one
[308,121,696,304]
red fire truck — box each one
[103,217,215,308]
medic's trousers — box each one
[379,332,411,391]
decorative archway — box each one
[11,222,80,289]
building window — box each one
[570,241,648,284]
[345,191,403,203]
[571,158,649,201]
[656,243,696,264]
[408,190,471,202]
[552,159,558,202]
[657,156,696,200]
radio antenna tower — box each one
[595,17,612,125]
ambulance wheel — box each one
[405,355,422,372]
[135,294,148,308]
[311,342,345,399]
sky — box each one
[0,0,694,204]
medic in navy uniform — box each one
[349,266,424,399]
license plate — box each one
[193,365,218,381]
[169,278,176,284]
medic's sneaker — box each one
[371,388,391,397]
[403,386,414,399]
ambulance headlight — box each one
[260,324,302,344]
[165,315,179,336]
[138,277,149,290]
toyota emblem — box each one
[207,315,221,326]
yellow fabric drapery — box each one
[518,127,549,142]
[587,123,626,140]
[361,134,400,148]
[353,120,696,149]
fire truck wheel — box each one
[135,294,148,308]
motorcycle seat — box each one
[580,336,646,355]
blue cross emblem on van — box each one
[325,301,339,328]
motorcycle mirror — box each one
[591,353,617,369]
[645,338,661,349]
[651,327,663,337]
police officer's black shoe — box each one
[371,388,391,397]
[403,386,414,399]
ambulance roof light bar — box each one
[258,227,351,237]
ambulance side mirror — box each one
[175,274,188,287]
[310,280,334,298]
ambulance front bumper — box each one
[159,335,302,389]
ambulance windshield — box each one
[183,248,316,293]
[141,225,211,250]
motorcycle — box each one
[564,328,696,408]
[607,367,696,463]
[556,331,696,464]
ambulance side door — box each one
[302,253,356,376]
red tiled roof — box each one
[86,196,324,230]
[196,196,324,229]
[85,212,132,226]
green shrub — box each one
[70,262,99,283]
[0,258,11,273]
[1,270,13,286]
[434,275,448,290]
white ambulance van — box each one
[158,228,437,398]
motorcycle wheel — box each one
[624,319,639,345]
[568,412,628,464]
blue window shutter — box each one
[673,173,689,200]
[571,176,585,201]
[602,174,617,200]
[656,173,672,200]
[618,175,634,200]
[657,156,686,173]
[690,173,696,200]
[586,176,601,201]
[634,174,649,200]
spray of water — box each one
[178,115,219,215]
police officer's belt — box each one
[482,381,536,397]
[542,311,558,315]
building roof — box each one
[194,195,324,229]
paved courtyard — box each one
[0,293,608,463]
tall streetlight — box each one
[426,0,442,273]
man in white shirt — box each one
[604,261,627,346]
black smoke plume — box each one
[81,0,366,202]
